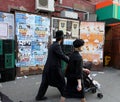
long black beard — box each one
[60,39,64,46]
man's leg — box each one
[36,74,48,100]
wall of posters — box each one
[15,12,50,72]
[51,17,79,43]
[0,12,14,39]
[80,21,105,70]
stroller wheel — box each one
[91,88,96,93]
[97,93,103,99]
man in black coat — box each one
[35,30,69,101]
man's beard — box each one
[60,39,64,46]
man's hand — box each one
[77,84,82,91]
[77,79,82,91]
[83,68,90,74]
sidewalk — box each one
[1,67,120,102]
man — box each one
[35,30,69,101]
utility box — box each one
[60,10,78,19]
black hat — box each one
[73,39,85,48]
[55,30,64,39]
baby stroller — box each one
[83,62,103,99]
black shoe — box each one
[35,96,47,101]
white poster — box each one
[0,23,8,38]
[59,20,67,35]
[0,12,14,39]
[72,22,79,38]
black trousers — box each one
[36,71,65,99]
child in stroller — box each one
[83,62,103,99]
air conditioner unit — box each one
[89,13,97,21]
[83,13,97,21]
[35,0,54,12]
[60,10,78,19]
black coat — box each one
[43,41,69,87]
[64,51,85,98]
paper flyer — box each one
[0,23,8,38]
[0,12,14,39]
[59,20,67,35]
[72,21,79,38]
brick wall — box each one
[0,0,95,18]
[63,0,95,13]
[0,0,35,12]
[54,0,95,19]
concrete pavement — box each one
[1,67,120,102]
